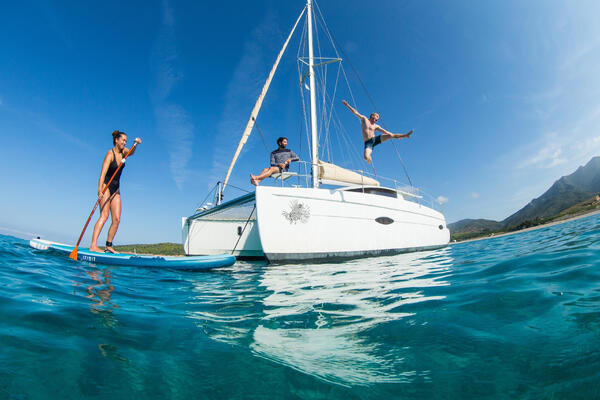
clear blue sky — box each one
[2,0,600,244]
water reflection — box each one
[188,249,454,385]
[186,263,269,344]
[76,266,120,330]
[85,268,118,310]
[80,265,127,361]
[251,249,454,384]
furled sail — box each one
[221,7,306,194]
[318,161,380,186]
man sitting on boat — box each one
[251,137,299,186]
[342,100,414,164]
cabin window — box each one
[344,187,398,198]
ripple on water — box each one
[1,214,600,398]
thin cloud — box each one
[150,0,193,190]
[559,39,600,72]
[515,105,600,171]
[519,141,565,169]
[471,192,479,199]
[437,196,448,205]
[568,134,600,166]
[208,11,283,188]
[1,97,91,150]
[26,109,92,151]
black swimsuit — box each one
[104,149,124,195]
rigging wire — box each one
[225,183,251,194]
[297,4,364,173]
[231,204,256,255]
[330,107,362,169]
[313,1,357,107]
[391,141,413,187]
[313,0,413,186]
[314,64,349,166]
[312,2,375,176]
[193,181,220,212]
[251,117,271,152]
[326,62,342,160]
[316,54,342,163]
[313,7,326,159]
[297,17,312,163]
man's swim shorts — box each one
[364,135,382,150]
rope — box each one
[231,204,256,255]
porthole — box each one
[375,217,394,225]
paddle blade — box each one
[69,247,78,260]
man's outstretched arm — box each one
[342,100,364,119]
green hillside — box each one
[451,196,600,241]
[109,242,185,256]
[450,156,600,241]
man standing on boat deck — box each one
[342,100,413,164]
[251,137,299,186]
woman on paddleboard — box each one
[89,130,141,253]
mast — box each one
[307,0,319,188]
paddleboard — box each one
[29,238,235,270]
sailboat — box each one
[182,0,450,262]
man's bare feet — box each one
[104,246,117,254]
[250,174,259,186]
[89,246,101,253]
[405,129,414,138]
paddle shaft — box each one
[69,142,139,259]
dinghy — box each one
[30,238,235,270]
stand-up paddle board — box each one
[30,238,235,270]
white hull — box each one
[182,194,264,258]
[183,186,449,262]
[255,186,449,262]
[183,219,264,258]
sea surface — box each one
[1,214,600,399]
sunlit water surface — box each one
[1,214,600,399]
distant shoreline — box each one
[451,209,600,245]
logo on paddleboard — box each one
[282,200,310,224]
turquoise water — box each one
[1,214,600,399]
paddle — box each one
[69,141,140,260]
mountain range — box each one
[449,156,600,235]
